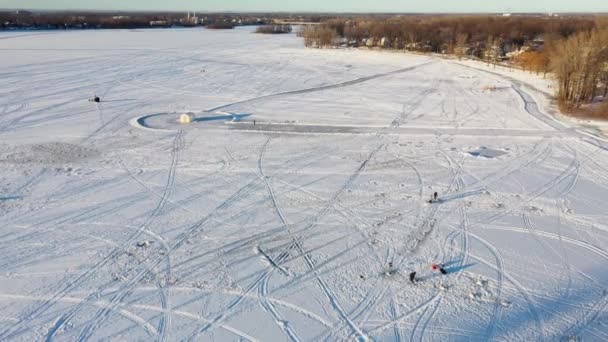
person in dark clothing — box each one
[385,262,396,277]
[434,192,438,201]
[409,271,417,283]
[432,263,448,275]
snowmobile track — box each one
[71,130,184,341]
[208,61,435,113]
[0,131,184,342]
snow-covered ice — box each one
[1,27,608,341]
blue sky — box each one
[3,0,607,13]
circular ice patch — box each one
[468,146,508,159]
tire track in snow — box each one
[470,148,580,229]
[0,226,171,338]
[439,145,580,340]
[259,137,386,342]
[448,226,546,340]
[455,61,608,151]
[272,176,387,272]
[368,294,442,336]
[0,294,159,339]
[389,298,402,342]
[189,142,381,341]
[417,296,442,342]
[444,153,493,339]
[409,153,455,341]
[256,137,302,342]
[86,160,268,341]
[0,130,184,342]
[290,145,383,342]
[416,151,469,342]
[207,61,435,113]
[564,292,608,340]
[483,224,608,264]
[407,138,551,259]
[73,131,184,342]
[316,282,387,341]
[521,213,598,303]
[475,228,504,341]
[409,304,431,342]
[155,285,333,328]
[277,143,384,341]
[0,293,261,342]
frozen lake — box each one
[1,27,608,341]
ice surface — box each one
[1,27,608,341]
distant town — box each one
[0,10,328,30]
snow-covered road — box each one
[1,27,607,341]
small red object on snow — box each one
[431,263,438,271]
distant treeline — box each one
[255,25,293,34]
[1,11,158,29]
[300,15,595,51]
[0,11,283,30]
[299,15,608,117]
[0,10,341,31]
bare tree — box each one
[300,25,337,48]
[552,28,608,107]
[484,36,496,66]
[455,33,468,59]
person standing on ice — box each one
[432,263,448,275]
[428,191,439,204]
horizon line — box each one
[3,8,608,15]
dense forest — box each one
[299,15,608,117]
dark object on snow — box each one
[428,192,439,204]
[93,96,100,103]
[409,271,417,283]
[383,262,396,277]
[432,263,448,275]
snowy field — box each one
[1,27,608,341]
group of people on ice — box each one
[411,190,447,283]
[408,263,448,283]
[366,191,449,283]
